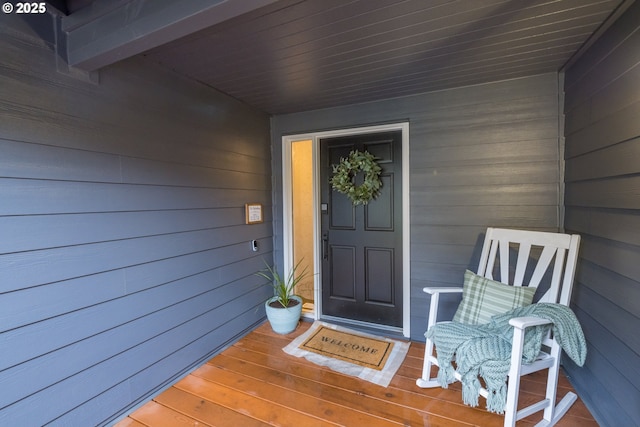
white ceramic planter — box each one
[265,295,302,334]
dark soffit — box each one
[65,0,629,115]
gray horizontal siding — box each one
[563,2,640,426]
[272,72,563,339]
[0,16,271,427]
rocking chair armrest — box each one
[422,286,463,295]
[509,316,553,330]
[423,287,463,328]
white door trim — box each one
[281,122,410,337]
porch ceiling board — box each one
[63,0,628,114]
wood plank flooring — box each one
[116,321,597,427]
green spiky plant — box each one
[256,259,310,308]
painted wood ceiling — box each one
[62,0,629,115]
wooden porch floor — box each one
[115,321,596,427]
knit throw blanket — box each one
[426,303,587,413]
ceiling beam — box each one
[63,0,281,71]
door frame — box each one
[282,122,410,337]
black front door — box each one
[320,130,403,327]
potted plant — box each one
[256,259,310,334]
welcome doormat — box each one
[283,321,410,387]
[299,325,395,370]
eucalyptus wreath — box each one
[330,150,382,205]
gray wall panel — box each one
[0,16,271,426]
[563,1,640,425]
[272,72,563,340]
[569,308,637,427]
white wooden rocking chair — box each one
[416,227,581,427]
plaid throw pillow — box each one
[453,270,536,325]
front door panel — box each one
[320,131,402,327]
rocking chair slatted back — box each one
[477,228,580,306]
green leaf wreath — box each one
[330,150,382,205]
